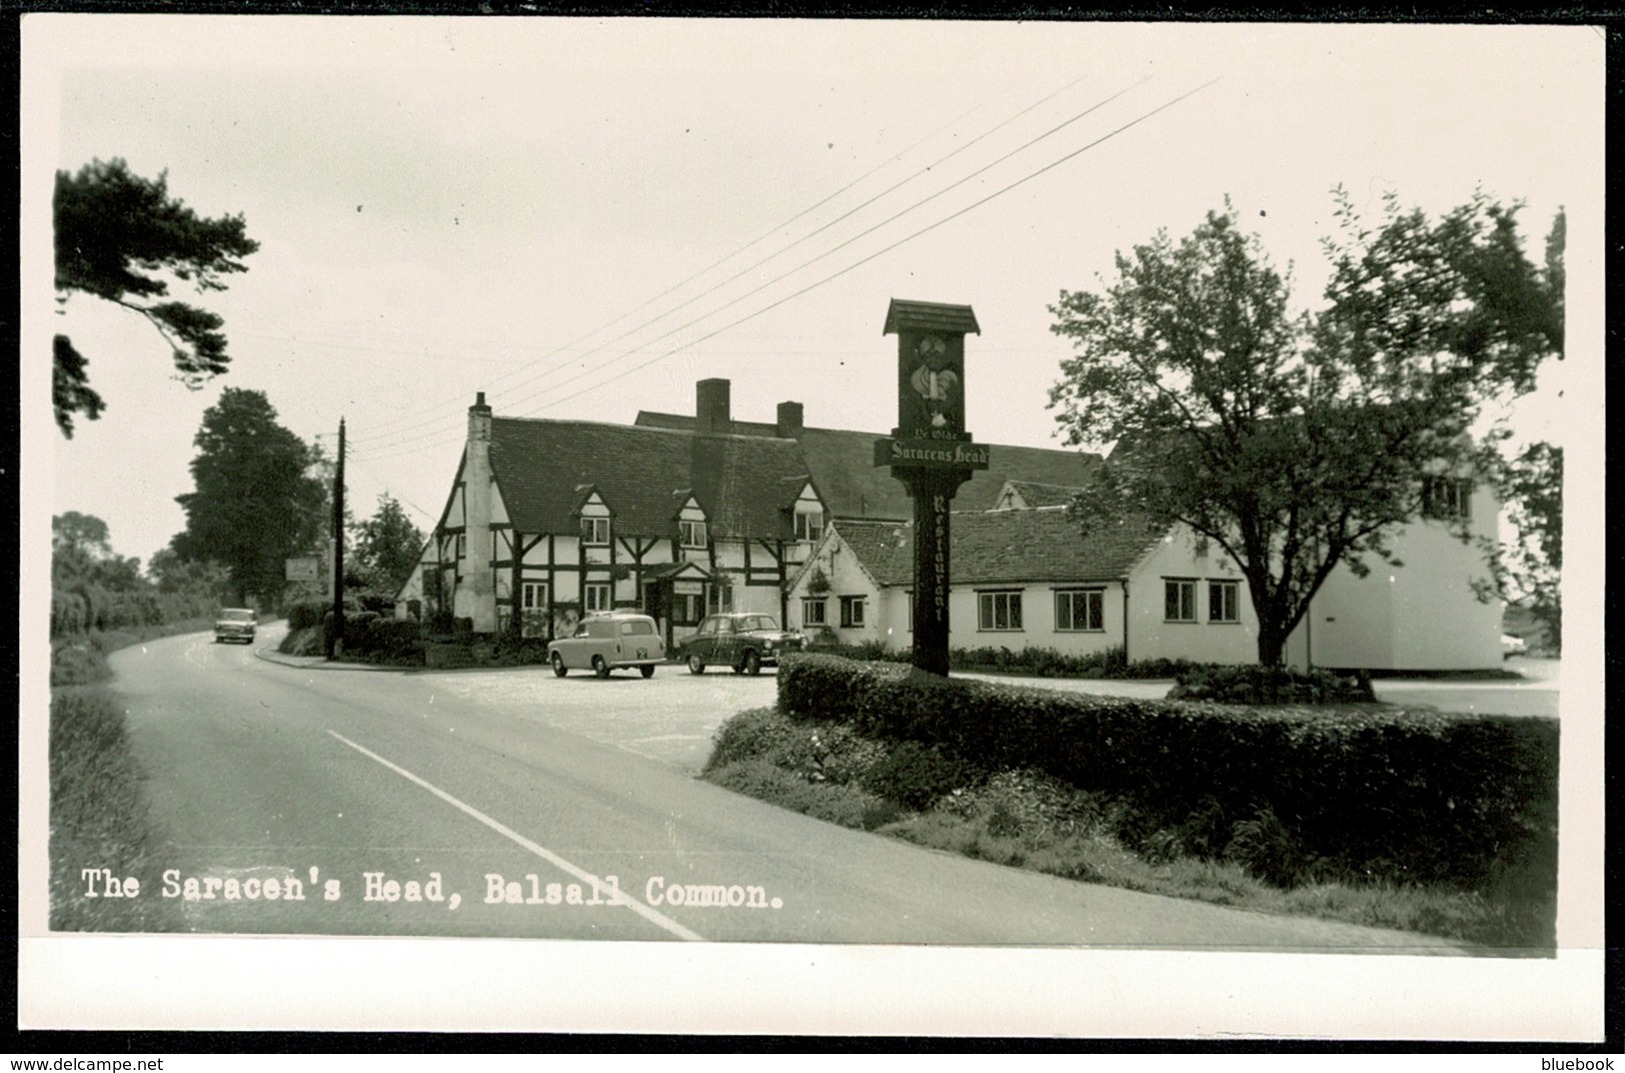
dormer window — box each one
[581,517,611,545]
[794,509,823,544]
[679,519,708,549]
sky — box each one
[24,17,1603,570]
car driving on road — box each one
[548,612,664,678]
[678,612,806,675]
[214,608,258,645]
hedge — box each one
[776,654,1558,888]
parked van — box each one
[547,612,664,678]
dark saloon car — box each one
[678,613,806,675]
[214,607,258,644]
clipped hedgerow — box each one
[775,654,1557,889]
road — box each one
[102,625,1473,952]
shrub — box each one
[707,707,889,787]
[1169,664,1375,705]
[861,740,983,811]
[1225,807,1308,888]
[285,600,329,631]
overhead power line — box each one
[355,76,1221,466]
[351,72,1105,450]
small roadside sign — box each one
[285,557,320,582]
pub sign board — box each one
[878,298,989,472]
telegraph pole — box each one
[327,418,346,660]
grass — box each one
[700,707,1556,952]
[47,623,202,931]
[48,687,184,932]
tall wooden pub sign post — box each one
[873,299,989,676]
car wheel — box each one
[743,650,762,676]
[640,664,655,679]
[592,655,610,679]
[552,652,568,677]
[687,655,706,675]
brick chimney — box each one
[454,391,497,633]
[697,378,731,434]
[776,401,804,438]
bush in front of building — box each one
[1168,663,1376,705]
[285,600,329,630]
[338,614,424,665]
[774,654,1557,892]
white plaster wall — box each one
[785,531,883,643]
[1126,529,1258,665]
[948,582,1128,657]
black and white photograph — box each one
[18,13,1606,1042]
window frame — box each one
[978,590,1025,632]
[679,519,708,549]
[583,582,612,614]
[581,516,611,546]
[1422,476,1474,521]
[839,594,866,628]
[1054,588,1105,632]
[1164,578,1197,623]
[794,510,824,544]
[1208,579,1240,624]
[801,597,828,626]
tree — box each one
[1495,441,1563,652]
[352,493,424,595]
[170,389,327,607]
[50,513,160,634]
[1048,193,1562,665]
[51,511,112,560]
[53,158,258,437]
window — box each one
[584,582,611,613]
[794,510,824,544]
[1164,579,1197,623]
[706,581,732,615]
[518,581,549,637]
[1209,580,1240,624]
[581,516,610,545]
[679,519,707,549]
[802,598,827,626]
[978,591,1023,631]
[1055,589,1104,632]
[839,595,866,628]
[1422,477,1473,520]
[672,593,703,625]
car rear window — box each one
[620,620,655,636]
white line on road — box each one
[325,729,704,942]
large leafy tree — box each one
[1493,441,1563,653]
[170,389,327,607]
[50,513,159,634]
[352,493,424,595]
[53,158,259,437]
[1048,192,1562,665]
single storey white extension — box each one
[786,479,1503,671]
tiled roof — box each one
[488,418,807,540]
[999,481,1082,510]
[836,510,1164,588]
[882,299,981,337]
[634,413,1101,521]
